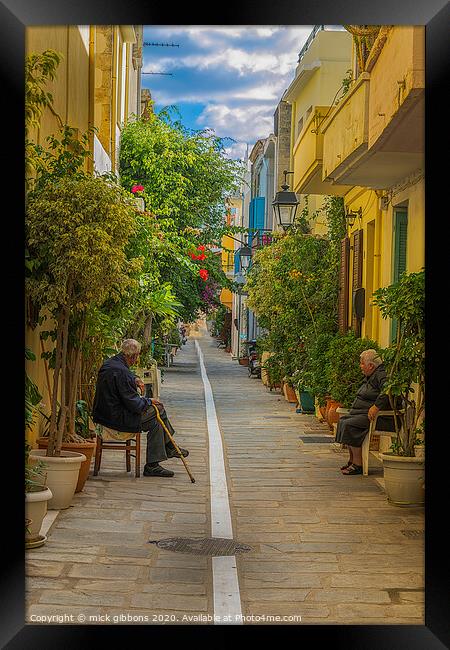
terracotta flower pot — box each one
[326,400,343,425]
[283,384,298,403]
[37,438,96,493]
[238,357,249,366]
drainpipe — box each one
[88,26,95,174]
[111,26,118,172]
[237,292,241,359]
[124,41,129,124]
[136,26,142,116]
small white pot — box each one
[25,488,53,541]
[29,450,86,510]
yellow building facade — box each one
[282,26,353,236]
[25,25,143,442]
[219,196,242,310]
[320,26,424,348]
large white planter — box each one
[29,450,86,510]
[25,487,53,543]
[380,453,425,506]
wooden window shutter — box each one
[391,209,408,342]
[338,237,350,333]
[393,210,408,283]
[352,229,363,336]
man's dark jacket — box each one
[92,353,149,433]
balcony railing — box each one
[251,229,273,250]
[297,25,346,63]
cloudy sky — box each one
[141,26,314,160]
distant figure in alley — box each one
[336,349,395,476]
[92,339,189,477]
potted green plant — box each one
[25,442,52,549]
[325,331,381,426]
[413,421,425,460]
[282,374,298,403]
[25,353,52,548]
[372,270,425,506]
[300,332,335,417]
[261,353,284,391]
[26,172,142,507]
[37,399,97,493]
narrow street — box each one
[26,325,424,626]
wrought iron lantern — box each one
[272,170,299,231]
[237,244,252,272]
[345,206,362,228]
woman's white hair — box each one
[120,339,142,357]
[360,349,382,367]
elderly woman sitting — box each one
[336,349,395,476]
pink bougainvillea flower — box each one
[131,184,145,194]
[199,269,209,281]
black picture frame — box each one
[2,0,448,647]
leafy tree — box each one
[119,111,243,335]
[119,110,243,231]
[372,270,425,455]
[26,175,142,454]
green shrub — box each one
[326,331,381,407]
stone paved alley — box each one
[26,325,424,626]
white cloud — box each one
[224,141,248,160]
[197,103,274,143]
[144,46,303,77]
[142,26,315,159]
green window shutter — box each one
[391,209,408,342]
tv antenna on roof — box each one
[142,42,179,75]
[143,42,180,47]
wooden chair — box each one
[93,427,141,478]
[362,410,403,476]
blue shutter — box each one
[234,250,240,274]
[248,198,255,246]
[254,197,265,232]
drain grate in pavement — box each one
[401,530,424,538]
[299,436,335,443]
[148,537,253,556]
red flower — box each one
[197,253,206,260]
[197,245,206,252]
[131,184,145,194]
[199,269,209,281]
[189,252,199,260]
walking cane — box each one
[153,404,196,484]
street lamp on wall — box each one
[345,206,362,228]
[272,170,299,232]
[237,244,252,272]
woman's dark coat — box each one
[336,364,396,447]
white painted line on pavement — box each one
[195,339,243,625]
